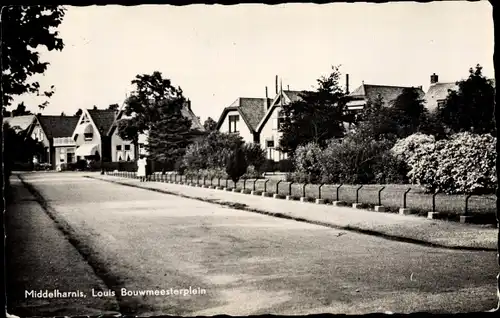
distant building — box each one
[424,73,459,112]
[346,83,425,112]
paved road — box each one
[7,172,498,316]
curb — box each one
[87,176,497,252]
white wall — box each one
[110,129,135,162]
[218,109,254,144]
[259,106,287,162]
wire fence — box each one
[106,171,497,222]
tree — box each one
[203,117,217,131]
[353,95,399,143]
[108,104,119,111]
[225,145,248,184]
[279,66,348,156]
[2,6,65,110]
[242,143,266,172]
[74,109,83,117]
[389,87,427,138]
[146,99,193,169]
[437,64,495,136]
[117,71,193,169]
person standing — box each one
[137,155,147,182]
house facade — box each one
[37,115,80,169]
[215,95,272,145]
[424,73,459,112]
[255,90,303,161]
[72,108,116,164]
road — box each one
[6,172,498,316]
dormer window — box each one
[83,124,94,141]
[228,115,239,133]
[277,110,285,131]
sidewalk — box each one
[91,174,498,251]
[5,176,120,317]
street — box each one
[6,172,498,316]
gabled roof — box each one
[87,109,117,136]
[348,84,425,107]
[37,115,80,139]
[3,115,36,133]
[216,97,271,133]
[255,90,308,133]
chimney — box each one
[275,75,278,94]
[287,85,290,90]
[264,86,270,109]
[346,74,350,94]
[430,73,439,84]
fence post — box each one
[243,178,247,190]
[465,194,473,216]
[378,186,386,206]
[336,184,343,201]
[253,179,258,191]
[203,176,207,186]
[318,184,324,200]
[355,185,363,203]
[276,180,282,194]
[403,188,411,208]
[197,175,200,185]
[432,191,439,212]
[264,179,270,193]
[289,182,294,196]
[302,183,307,198]
[225,178,229,189]
[218,177,221,187]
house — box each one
[36,115,80,168]
[255,89,305,161]
[346,83,426,113]
[424,73,459,112]
[3,114,37,136]
[108,99,205,161]
[72,108,116,164]
[215,90,273,145]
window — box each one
[124,144,131,151]
[228,115,239,133]
[437,100,445,110]
[83,124,94,141]
[116,145,122,151]
[277,110,285,131]
[266,140,275,148]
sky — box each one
[12,1,494,122]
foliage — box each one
[242,165,262,179]
[108,104,120,111]
[277,159,294,172]
[391,133,436,162]
[389,87,428,138]
[117,71,186,145]
[182,131,244,170]
[260,159,276,173]
[3,102,33,117]
[352,95,399,143]
[146,98,193,167]
[184,167,228,180]
[74,108,83,117]
[242,143,266,172]
[318,134,396,184]
[2,6,65,109]
[225,146,248,184]
[279,66,349,155]
[293,142,323,183]
[394,132,496,194]
[203,117,217,131]
[437,64,496,136]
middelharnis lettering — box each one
[25,287,207,299]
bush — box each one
[242,165,263,179]
[260,159,276,173]
[226,146,248,183]
[319,135,396,184]
[243,143,266,172]
[184,167,228,179]
[277,159,294,172]
[174,159,186,175]
[293,142,323,183]
[394,132,497,194]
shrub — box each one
[260,159,276,173]
[174,159,186,175]
[242,165,262,179]
[391,132,436,162]
[293,142,323,183]
[319,135,396,184]
[278,159,294,172]
[396,132,496,194]
[243,143,266,172]
[226,146,248,183]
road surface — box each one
[6,172,498,316]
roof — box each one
[87,109,117,136]
[424,82,459,112]
[3,115,36,132]
[348,84,425,107]
[38,115,80,139]
[255,90,308,133]
[217,97,271,132]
